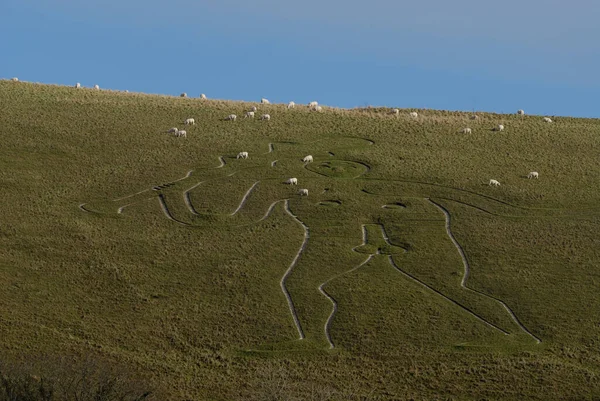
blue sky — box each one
[2,0,599,117]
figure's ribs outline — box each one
[157,194,190,226]
[183,181,204,215]
[428,198,541,343]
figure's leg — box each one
[381,198,540,343]
[282,236,370,349]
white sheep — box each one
[517,109,525,115]
[94,84,100,90]
[185,118,195,125]
[200,94,207,99]
[167,127,179,134]
[237,151,249,159]
[225,114,237,121]
[245,111,255,118]
[261,98,270,104]
[260,114,271,121]
[180,92,187,98]
[75,83,81,88]
[308,101,318,108]
[311,105,323,112]
[250,106,258,112]
[299,188,309,196]
[410,111,418,118]
[302,155,313,163]
[288,101,295,109]
[177,130,187,138]
[462,128,472,134]
[286,178,298,185]
[543,117,553,123]
[11,77,18,82]
[527,171,539,179]
[391,108,400,115]
[489,179,500,187]
[470,115,479,120]
[496,124,505,131]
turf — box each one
[1,80,599,400]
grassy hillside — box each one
[1,80,599,400]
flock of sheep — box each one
[8,78,549,191]
[162,94,547,192]
[163,99,318,196]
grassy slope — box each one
[0,81,599,400]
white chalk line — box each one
[318,255,373,349]
[349,224,508,335]
[320,224,403,349]
[427,198,541,343]
[157,195,190,226]
[281,200,308,340]
[231,181,260,216]
[83,156,226,214]
[183,181,204,215]
[112,170,193,203]
[351,224,406,254]
[257,200,283,223]
[387,256,509,335]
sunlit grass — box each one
[0,80,599,400]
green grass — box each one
[1,80,599,400]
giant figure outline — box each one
[80,137,568,349]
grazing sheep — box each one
[75,83,81,88]
[409,111,418,118]
[11,77,18,82]
[200,93,207,99]
[125,90,129,93]
[286,178,298,185]
[462,128,472,134]
[391,108,400,115]
[288,101,296,109]
[167,127,179,134]
[261,98,270,104]
[177,130,187,138]
[225,114,237,121]
[489,179,500,187]
[527,171,539,179]
[311,105,323,112]
[185,118,195,125]
[245,111,255,118]
[543,117,553,123]
[496,124,505,131]
[260,114,271,121]
[302,155,314,163]
[94,84,100,90]
[299,188,309,196]
[308,101,318,108]
[250,106,258,112]
[470,115,479,120]
[180,92,187,98]
[237,151,249,159]
[517,109,525,115]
